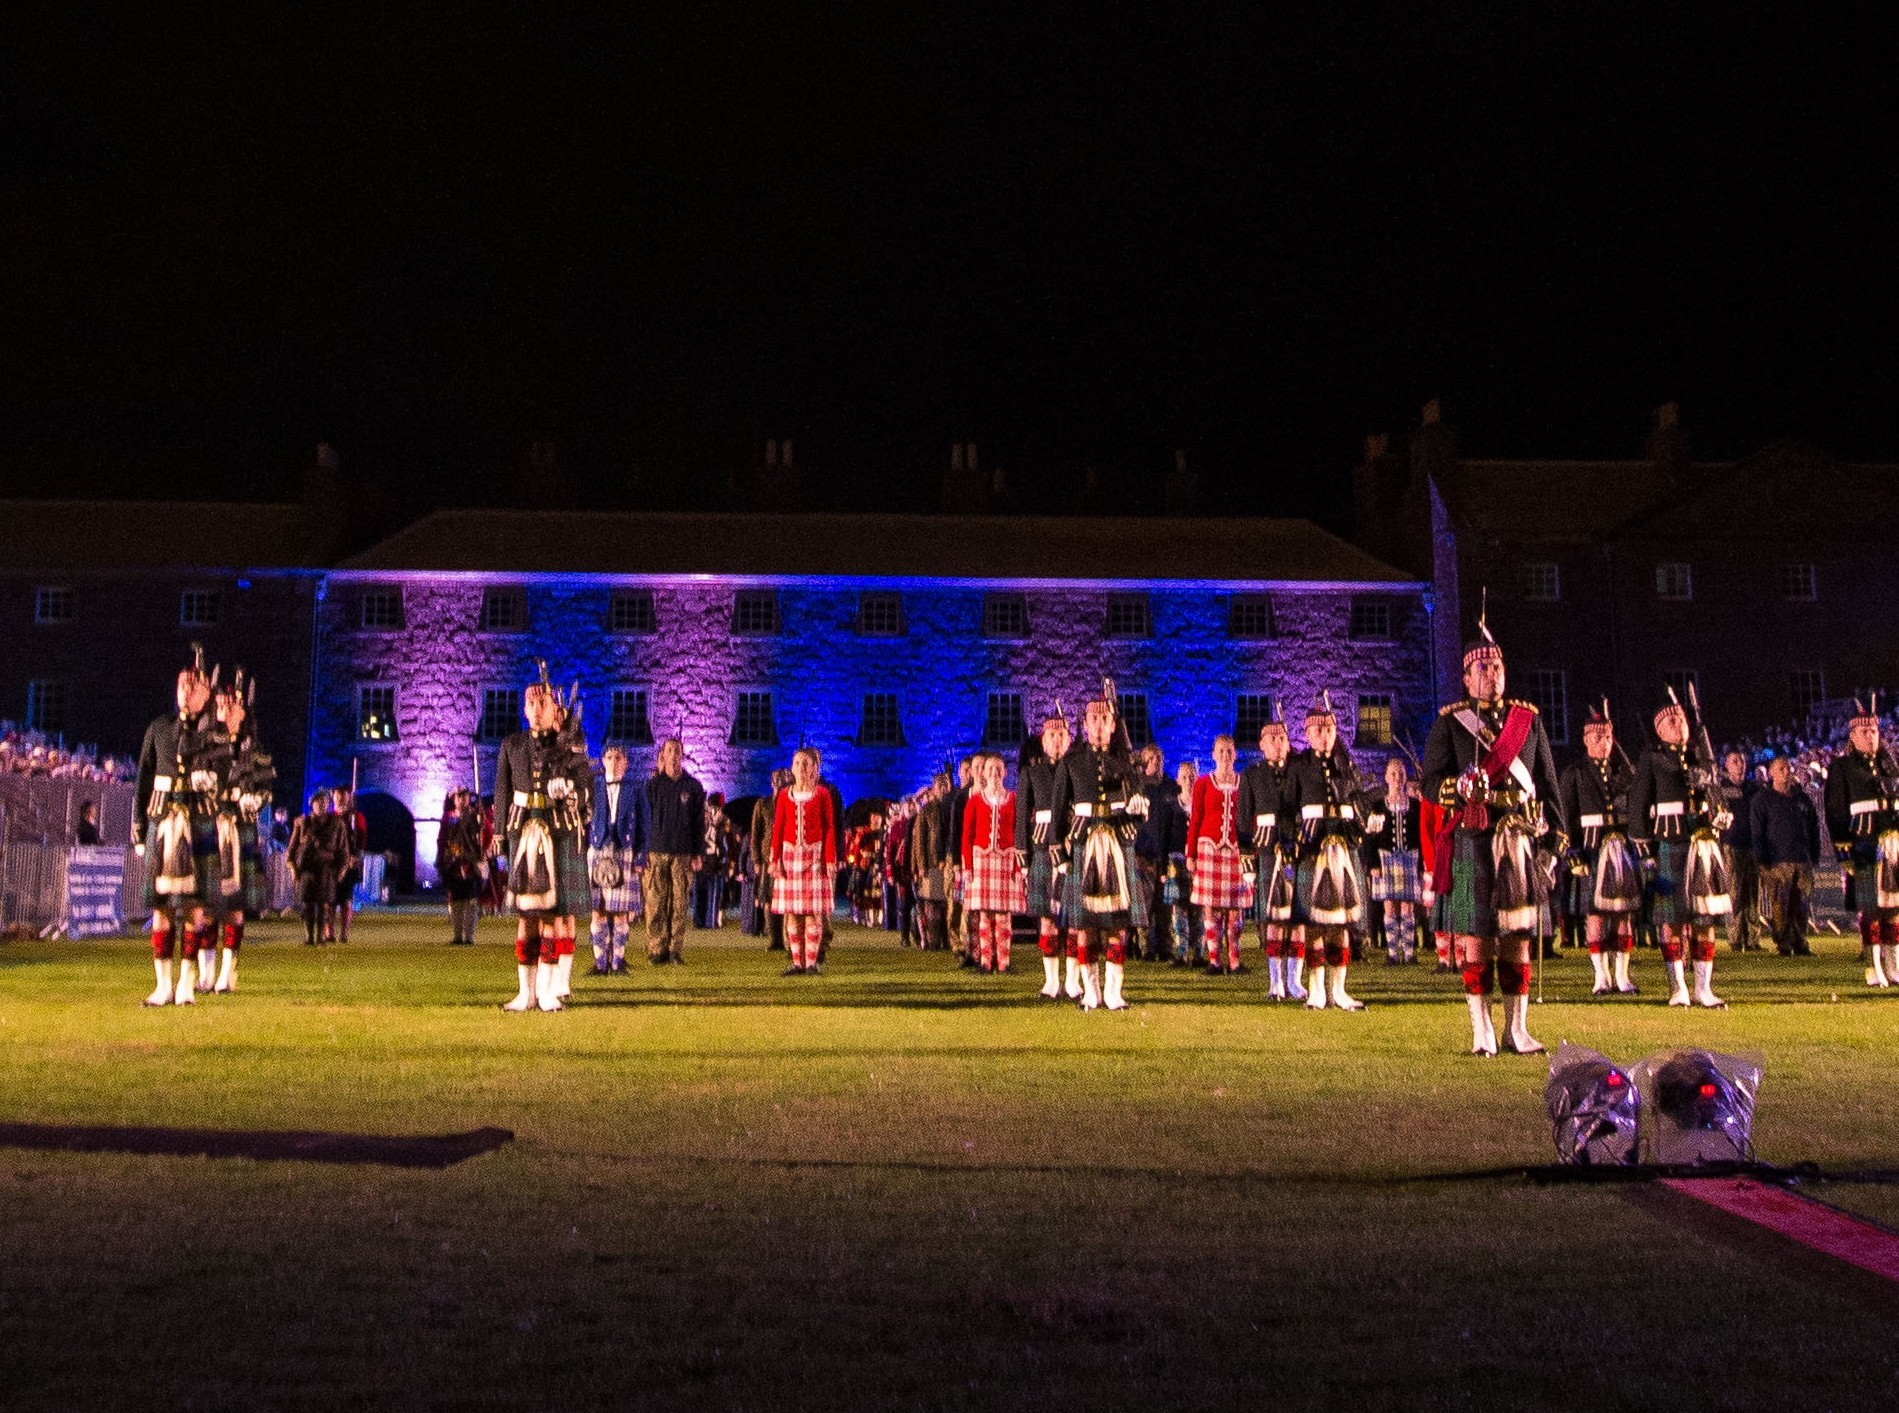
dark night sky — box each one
[1,9,1894,532]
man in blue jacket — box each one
[588,745,650,974]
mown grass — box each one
[2,917,1896,1411]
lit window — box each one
[1235,694,1277,744]
[732,590,780,636]
[610,590,657,634]
[1356,693,1394,747]
[857,592,903,637]
[1788,670,1826,718]
[1106,593,1152,638]
[358,685,399,742]
[33,587,72,624]
[1228,595,1275,638]
[479,588,525,631]
[731,691,777,746]
[477,688,522,742]
[982,691,1024,746]
[1524,670,1568,745]
[607,688,653,744]
[26,680,69,734]
[1119,692,1153,748]
[1521,563,1561,602]
[1779,564,1816,602]
[981,592,1029,638]
[179,589,221,627]
[359,589,403,629]
[1348,597,1392,639]
[1655,563,1693,601]
[858,693,904,746]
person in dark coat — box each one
[1628,698,1733,1009]
[436,789,487,946]
[1822,702,1899,988]
[289,792,348,948]
[1717,750,1763,952]
[1749,754,1820,956]
[644,738,707,965]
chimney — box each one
[1645,401,1689,483]
[758,436,803,509]
[941,441,987,512]
[522,442,573,508]
[1353,432,1408,559]
[302,442,346,561]
[1163,448,1200,516]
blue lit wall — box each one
[308,572,1434,883]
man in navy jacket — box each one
[588,744,650,974]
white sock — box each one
[1666,959,1689,1004]
[1104,961,1127,1010]
[537,961,563,1010]
[1612,951,1633,990]
[1079,962,1101,1010]
[1305,965,1328,1008]
[1330,964,1362,1010]
[1267,956,1285,997]
[217,948,236,991]
[175,958,196,1005]
[1285,958,1308,999]
[1063,956,1082,998]
[1466,994,1496,1054]
[503,964,535,1011]
[1040,956,1060,995]
[1590,952,1610,989]
[145,958,173,1006]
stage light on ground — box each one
[1628,1048,1764,1165]
[1546,1042,1640,1166]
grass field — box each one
[3,915,1897,1411]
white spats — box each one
[1103,961,1128,1011]
[1589,952,1611,995]
[1284,959,1308,1001]
[1329,965,1364,1011]
[1612,951,1636,994]
[1062,957,1083,1000]
[143,959,174,1008]
[1039,956,1060,998]
[1666,960,1691,1007]
[1304,966,1328,1009]
[1078,962,1101,1012]
[1503,993,1544,1054]
[1885,945,1899,989]
[1869,948,1892,989]
[553,953,574,1000]
[1466,995,1498,1056]
[1693,959,1725,1009]
[215,948,236,993]
[1266,956,1286,1001]
[502,964,536,1012]
[536,961,564,1012]
[173,958,196,1006]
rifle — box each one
[1680,683,1729,830]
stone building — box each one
[316,509,1434,884]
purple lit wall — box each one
[308,573,1434,884]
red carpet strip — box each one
[1663,1177,1899,1283]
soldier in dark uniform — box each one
[1559,704,1640,996]
[208,670,274,994]
[1822,700,1899,989]
[1420,629,1565,1056]
[1627,697,1732,1008]
[1282,694,1370,1011]
[1238,710,1304,1001]
[1015,710,1072,999]
[133,650,220,1006]
[1716,750,1762,952]
[1049,694,1148,1012]
[493,674,591,1012]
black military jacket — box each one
[1419,698,1563,842]
[1560,756,1632,848]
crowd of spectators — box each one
[0,725,131,781]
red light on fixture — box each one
[1698,1082,1717,1098]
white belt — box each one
[1851,800,1882,817]
[1301,804,1355,821]
[1072,803,1092,817]
[1580,813,1605,828]
[512,791,530,806]
[153,775,173,791]
[1255,813,1275,829]
[189,770,218,792]
[1034,810,1051,824]
[1654,802,1685,818]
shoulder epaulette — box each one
[1438,701,1464,717]
[1507,699,1539,714]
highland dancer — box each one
[1420,625,1564,1055]
[961,752,1024,974]
[1240,711,1304,1000]
[588,744,649,975]
[1016,711,1072,997]
[1628,695,1732,1008]
[133,651,220,1006]
[1823,700,1899,989]
[1049,692,1149,1012]
[1559,704,1641,996]
[208,670,274,994]
[770,747,837,974]
[1285,695,1370,1011]
[1368,756,1423,965]
[1189,734,1250,974]
[494,675,591,1012]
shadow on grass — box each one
[0,1121,514,1168]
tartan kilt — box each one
[1649,838,1694,927]
[234,816,266,917]
[1190,839,1250,910]
[1853,829,1899,913]
[915,861,949,904]
[1025,846,1060,919]
[1060,825,1149,930]
[1254,844,1295,923]
[589,844,644,915]
[965,844,1025,914]
[1584,832,1643,916]
[1294,829,1368,931]
[771,842,833,915]
[1443,828,1496,936]
[510,820,589,917]
[1372,848,1422,904]
[141,806,220,910]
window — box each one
[1655,563,1693,601]
[1106,592,1152,638]
[1524,670,1568,745]
[1662,669,1699,706]
[982,691,1024,746]
[33,587,72,624]
[1235,694,1277,744]
[357,685,398,742]
[1119,692,1153,748]
[731,691,777,746]
[857,591,904,637]
[732,589,780,636]
[1348,597,1392,639]
[606,688,653,744]
[1355,692,1394,747]
[25,680,68,734]
[1789,669,1827,718]
[1227,595,1275,638]
[981,592,1029,638]
[479,587,525,632]
[1779,564,1817,602]
[179,589,221,627]
[359,589,403,630]
[1521,563,1561,602]
[609,590,657,634]
[477,688,522,742]
[858,692,905,746]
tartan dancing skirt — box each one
[143,804,219,911]
[1060,823,1149,930]
[1190,839,1250,910]
[965,844,1025,914]
[1294,828,1367,930]
[1025,846,1060,919]
[771,841,833,915]
[1254,844,1295,923]
[1372,848,1422,904]
[588,844,644,915]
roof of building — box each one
[0,499,325,571]
[338,508,1420,584]
[1437,458,1704,540]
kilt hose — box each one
[965,844,1025,915]
[644,852,695,957]
[771,841,833,915]
[1191,839,1250,911]
[588,844,644,916]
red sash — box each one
[1429,703,1536,892]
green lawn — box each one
[2,917,1896,1411]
